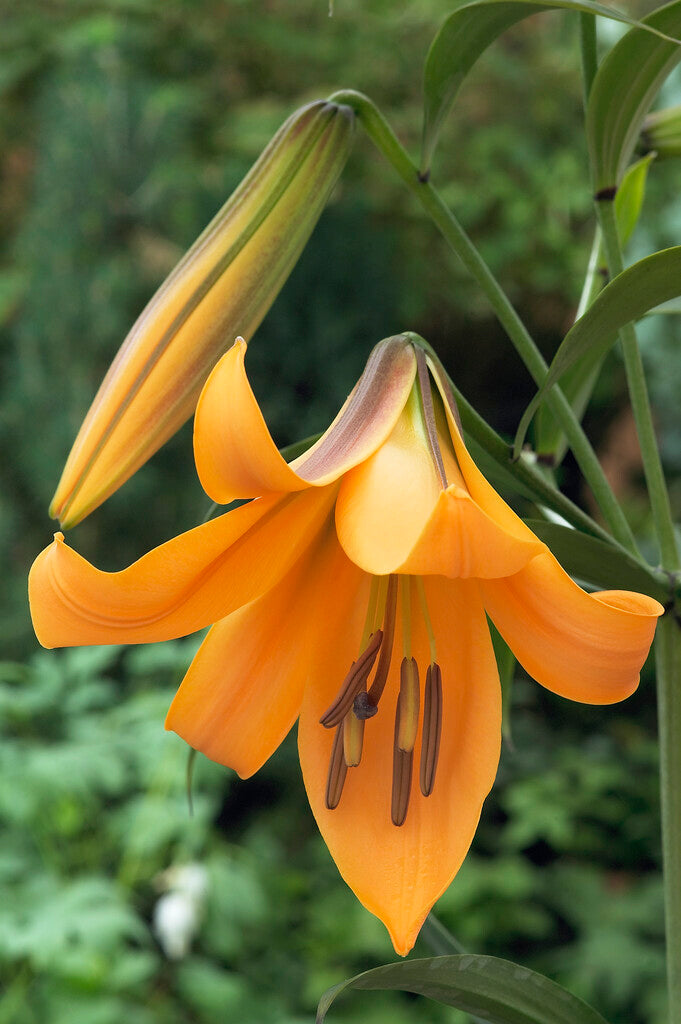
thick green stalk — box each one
[655,613,681,1020]
[328,89,637,555]
[579,13,598,106]
[597,200,680,570]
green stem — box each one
[597,200,680,570]
[655,613,681,1021]
[579,13,598,107]
[329,89,637,555]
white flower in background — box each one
[153,863,209,959]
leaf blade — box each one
[587,0,681,193]
[514,246,681,456]
[422,0,679,171]
[317,954,612,1024]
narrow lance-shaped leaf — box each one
[421,0,680,173]
[514,246,681,456]
[317,954,611,1024]
[587,0,681,195]
[534,153,655,459]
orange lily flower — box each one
[29,334,663,954]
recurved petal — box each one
[194,339,306,503]
[480,551,664,704]
[29,486,336,648]
[194,335,418,504]
[166,518,350,778]
[299,575,501,955]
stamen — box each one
[415,347,448,489]
[420,663,443,797]
[360,575,381,651]
[397,656,420,753]
[400,575,412,659]
[343,712,364,767]
[415,576,437,664]
[325,725,347,810]
[391,702,413,827]
[319,628,383,728]
[365,574,398,707]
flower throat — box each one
[320,348,448,826]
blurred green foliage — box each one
[2,1,679,1022]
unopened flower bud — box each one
[50,99,354,528]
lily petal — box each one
[299,575,501,955]
[166,519,347,779]
[430,358,541,545]
[29,486,335,648]
[480,552,664,704]
[335,391,543,578]
[195,336,417,504]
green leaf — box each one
[616,152,656,247]
[514,246,681,456]
[317,954,611,1024]
[523,519,668,598]
[587,0,681,194]
[421,0,679,172]
[534,153,655,458]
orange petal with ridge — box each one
[299,574,501,955]
[165,520,362,779]
[335,394,543,577]
[194,336,417,504]
[480,551,664,704]
[29,486,335,648]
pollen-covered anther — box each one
[420,663,443,797]
[391,702,413,827]
[319,629,383,728]
[397,657,420,753]
[343,712,365,767]
[325,725,347,810]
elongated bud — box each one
[51,99,354,528]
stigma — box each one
[321,573,443,826]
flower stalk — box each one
[596,199,680,571]
[655,612,681,1020]
[328,89,638,556]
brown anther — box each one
[420,663,442,797]
[325,725,347,810]
[319,629,383,728]
[397,657,420,753]
[391,703,413,827]
[366,575,398,706]
[343,712,365,767]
